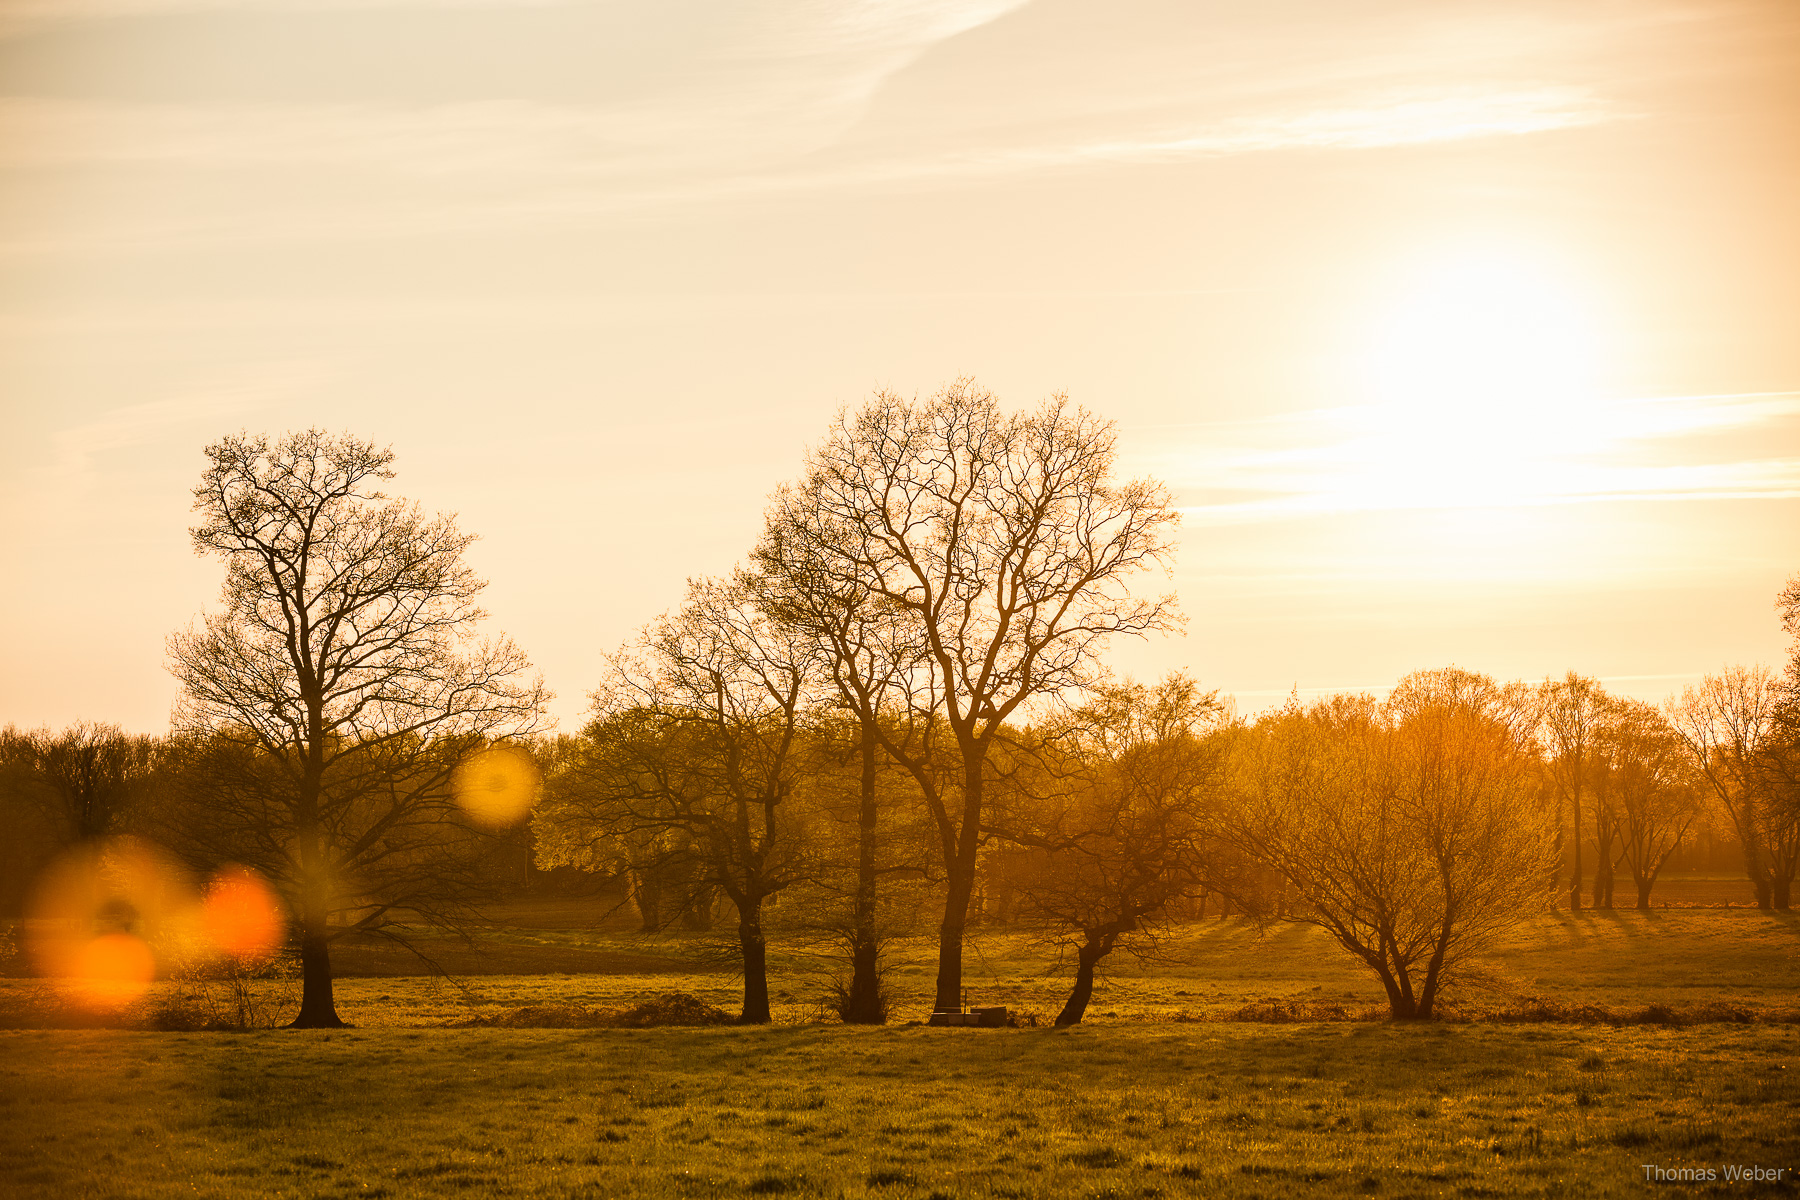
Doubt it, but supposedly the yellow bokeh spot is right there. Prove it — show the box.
[452,744,541,829]
[199,867,286,961]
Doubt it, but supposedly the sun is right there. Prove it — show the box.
[1352,243,1612,509]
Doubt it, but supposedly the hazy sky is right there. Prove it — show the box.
[1,0,1796,733]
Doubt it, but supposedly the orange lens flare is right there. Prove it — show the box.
[199,867,285,961]
[67,933,157,1009]
[24,837,195,988]
[452,743,541,829]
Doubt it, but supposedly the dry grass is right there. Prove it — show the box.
[2,1022,1796,1199]
[1,906,1796,1197]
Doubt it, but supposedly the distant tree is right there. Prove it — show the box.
[1668,666,1798,910]
[1599,699,1702,909]
[1230,669,1556,1019]
[1003,675,1233,1026]
[1767,577,1800,873]
[0,722,154,846]
[1538,673,1605,911]
[167,430,546,1027]
[765,380,1180,1015]
[534,576,816,1024]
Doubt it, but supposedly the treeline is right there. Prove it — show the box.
[5,384,1799,1028]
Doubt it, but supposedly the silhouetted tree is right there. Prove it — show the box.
[167,430,545,1027]
[0,722,154,846]
[749,529,937,1022]
[1539,673,1603,911]
[1230,669,1556,1019]
[1004,676,1233,1025]
[1600,699,1701,909]
[766,380,1179,1015]
[1668,666,1797,910]
[534,576,815,1024]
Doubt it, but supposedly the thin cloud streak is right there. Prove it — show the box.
[0,84,1619,255]
[1150,391,1800,524]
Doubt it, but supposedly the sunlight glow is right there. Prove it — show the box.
[1354,245,1611,510]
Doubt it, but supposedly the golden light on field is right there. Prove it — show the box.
[197,866,285,962]
[24,837,195,1010]
[452,744,541,830]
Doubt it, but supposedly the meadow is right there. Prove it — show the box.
[2,896,1798,1198]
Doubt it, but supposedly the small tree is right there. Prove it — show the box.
[1538,673,1605,911]
[1600,699,1701,909]
[167,430,546,1027]
[534,576,815,1024]
[1006,675,1231,1025]
[1231,669,1556,1019]
[749,529,937,1022]
[1667,666,1798,910]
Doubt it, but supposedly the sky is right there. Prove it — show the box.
[0,0,1796,733]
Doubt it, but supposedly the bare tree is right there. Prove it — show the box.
[1667,666,1798,910]
[0,722,154,846]
[749,528,938,1022]
[1230,669,1556,1019]
[167,430,546,1027]
[1004,675,1232,1025]
[1538,673,1605,911]
[533,576,815,1024]
[765,380,1180,1014]
[1600,699,1702,909]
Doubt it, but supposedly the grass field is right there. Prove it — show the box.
[3,1022,1797,1198]
[2,901,1797,1198]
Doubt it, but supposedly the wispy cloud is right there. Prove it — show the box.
[1140,391,1800,524]
[0,81,1620,254]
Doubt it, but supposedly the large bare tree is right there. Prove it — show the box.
[167,430,546,1027]
[764,380,1179,1014]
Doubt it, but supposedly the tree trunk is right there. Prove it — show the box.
[933,763,983,1015]
[289,920,344,1028]
[934,868,974,1014]
[737,904,771,1024]
[1055,940,1109,1026]
[1754,878,1774,911]
[634,868,662,932]
[843,724,885,1024]
[288,766,343,1029]
[680,884,714,932]
[1774,876,1792,911]
[1372,963,1416,1019]
[1569,806,1583,912]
